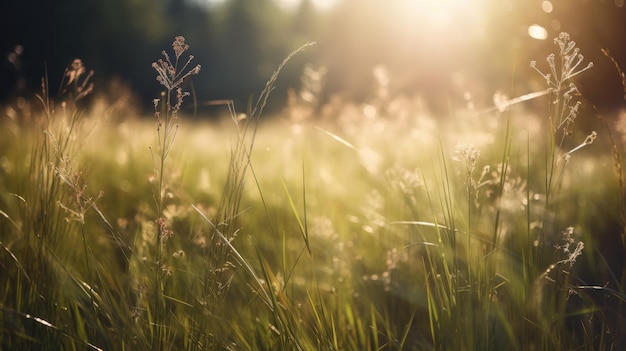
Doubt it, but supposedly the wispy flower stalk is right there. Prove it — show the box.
[149,35,200,350]
[529,33,596,278]
[530,33,595,208]
[150,35,200,218]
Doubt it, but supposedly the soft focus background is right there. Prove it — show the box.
[2,0,625,115]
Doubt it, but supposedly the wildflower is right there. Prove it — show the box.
[60,58,94,102]
[555,227,585,267]
[155,217,174,243]
[66,59,86,84]
[172,36,189,58]
[161,264,173,276]
[152,36,201,92]
[453,144,480,172]
[531,32,594,144]
[453,143,480,188]
[530,32,592,91]
[563,131,597,157]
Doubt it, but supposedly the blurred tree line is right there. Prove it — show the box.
[1,0,322,112]
[1,0,625,115]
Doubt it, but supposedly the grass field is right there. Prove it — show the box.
[1,34,625,350]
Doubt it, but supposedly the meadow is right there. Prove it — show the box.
[1,33,625,350]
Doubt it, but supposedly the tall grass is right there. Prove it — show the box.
[1,33,624,350]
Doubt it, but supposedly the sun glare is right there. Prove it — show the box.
[412,0,480,26]
[391,0,489,34]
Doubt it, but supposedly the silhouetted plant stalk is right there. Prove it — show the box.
[150,36,200,350]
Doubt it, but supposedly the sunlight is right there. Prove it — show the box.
[384,0,490,49]
[416,0,473,26]
[397,0,488,26]
[379,0,492,66]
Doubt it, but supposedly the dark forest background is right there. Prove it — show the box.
[1,0,625,115]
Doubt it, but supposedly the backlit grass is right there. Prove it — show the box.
[1,34,625,350]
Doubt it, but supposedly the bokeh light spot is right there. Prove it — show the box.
[541,0,553,13]
[528,24,548,40]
